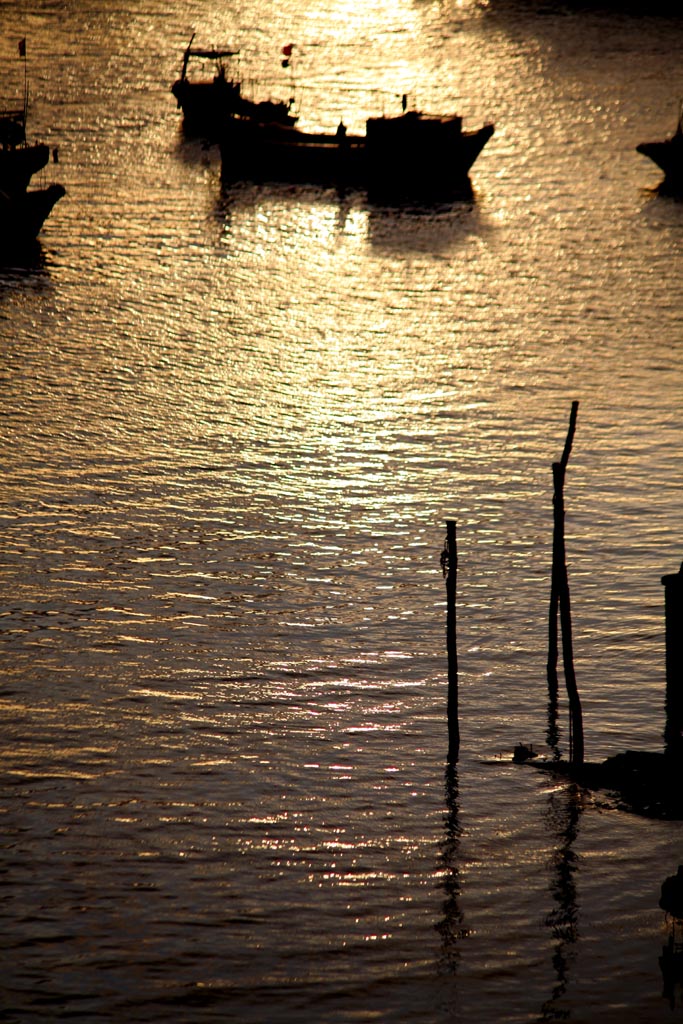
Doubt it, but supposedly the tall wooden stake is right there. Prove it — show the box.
[548,402,584,765]
[661,563,683,762]
[442,520,460,762]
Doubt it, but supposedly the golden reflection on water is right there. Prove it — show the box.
[2,2,683,1022]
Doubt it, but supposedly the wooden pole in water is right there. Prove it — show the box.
[442,520,460,762]
[549,401,584,765]
[661,562,683,762]
[547,490,561,751]
[548,403,578,691]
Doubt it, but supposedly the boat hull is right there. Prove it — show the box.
[0,142,50,196]
[220,115,494,200]
[636,132,683,192]
[365,116,493,199]
[0,183,66,246]
[221,120,366,187]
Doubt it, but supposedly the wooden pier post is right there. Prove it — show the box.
[548,402,584,765]
[442,520,460,762]
[661,563,683,761]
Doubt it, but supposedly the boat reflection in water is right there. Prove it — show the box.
[219,105,494,203]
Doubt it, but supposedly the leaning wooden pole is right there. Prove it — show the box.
[547,531,561,704]
[548,402,579,694]
[550,401,584,765]
[442,520,460,762]
[546,504,561,753]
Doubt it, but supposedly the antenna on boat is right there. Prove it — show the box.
[281,43,297,110]
[181,33,196,81]
[18,37,28,129]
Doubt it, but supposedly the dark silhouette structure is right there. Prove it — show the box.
[171,34,297,139]
[637,103,683,195]
[660,866,683,1009]
[662,564,683,762]
[220,109,494,202]
[0,43,65,247]
[534,556,683,820]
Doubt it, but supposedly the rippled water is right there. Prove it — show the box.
[2,1,683,1021]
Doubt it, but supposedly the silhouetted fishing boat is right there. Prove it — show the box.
[220,108,494,200]
[0,107,50,196]
[636,102,683,193]
[1,41,52,195]
[0,183,65,248]
[1,44,65,248]
[171,35,297,138]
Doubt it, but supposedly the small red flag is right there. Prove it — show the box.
[18,38,26,58]
[281,43,293,57]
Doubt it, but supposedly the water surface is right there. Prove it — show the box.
[1,1,683,1021]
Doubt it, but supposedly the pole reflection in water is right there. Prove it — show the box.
[540,784,584,1021]
[546,691,561,763]
[436,764,468,975]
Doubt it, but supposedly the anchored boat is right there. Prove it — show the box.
[171,35,297,138]
[220,108,494,201]
[0,107,50,195]
[636,101,683,193]
[0,183,66,243]
[0,46,65,249]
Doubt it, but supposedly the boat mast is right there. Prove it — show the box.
[181,33,196,82]
[19,37,28,131]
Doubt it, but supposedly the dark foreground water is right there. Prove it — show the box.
[1,1,683,1021]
